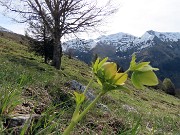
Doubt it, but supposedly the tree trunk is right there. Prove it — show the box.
[52,38,62,70]
[44,45,48,64]
[52,15,62,70]
[43,25,48,64]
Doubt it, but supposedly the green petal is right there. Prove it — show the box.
[114,73,128,85]
[98,57,108,69]
[136,71,159,86]
[102,62,117,79]
[131,72,144,89]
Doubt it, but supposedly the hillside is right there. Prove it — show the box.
[0,33,180,134]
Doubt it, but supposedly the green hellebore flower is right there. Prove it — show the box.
[92,57,130,94]
[98,62,128,86]
[130,53,159,89]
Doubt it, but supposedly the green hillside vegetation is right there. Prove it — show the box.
[0,32,180,134]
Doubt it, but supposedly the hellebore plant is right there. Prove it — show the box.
[62,54,159,135]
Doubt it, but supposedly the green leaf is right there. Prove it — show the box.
[113,85,132,94]
[74,92,85,105]
[134,62,150,70]
[130,53,137,70]
[98,57,108,69]
[93,58,100,73]
[136,65,159,72]
[135,71,159,86]
[96,77,102,86]
[131,72,144,89]
[102,82,116,92]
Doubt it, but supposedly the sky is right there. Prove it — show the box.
[0,0,180,38]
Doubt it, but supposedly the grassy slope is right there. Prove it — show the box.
[0,33,179,134]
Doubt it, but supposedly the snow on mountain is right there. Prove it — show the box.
[63,30,180,53]
[130,30,180,51]
[148,30,180,42]
[134,30,180,43]
[63,38,97,52]
[134,31,155,44]
[96,32,137,51]
[63,32,137,52]
[132,31,156,50]
[97,32,135,43]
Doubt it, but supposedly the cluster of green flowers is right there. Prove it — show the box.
[93,54,158,92]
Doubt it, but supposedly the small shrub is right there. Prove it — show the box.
[162,78,176,95]
[0,33,4,37]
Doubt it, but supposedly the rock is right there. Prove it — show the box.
[5,114,40,128]
[97,103,110,112]
[65,80,95,101]
[122,104,137,113]
[14,104,31,114]
[4,114,40,135]
[34,103,46,114]
[66,80,110,112]
[22,102,34,109]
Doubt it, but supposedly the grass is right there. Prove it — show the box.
[0,33,180,134]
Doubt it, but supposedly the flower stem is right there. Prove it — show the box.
[76,92,104,122]
[83,74,94,95]
[62,92,104,135]
[62,120,77,135]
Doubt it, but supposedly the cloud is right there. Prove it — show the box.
[1,0,180,37]
[0,14,25,35]
[103,0,180,36]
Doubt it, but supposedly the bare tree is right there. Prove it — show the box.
[0,0,118,69]
[27,19,54,64]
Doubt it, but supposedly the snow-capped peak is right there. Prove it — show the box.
[147,30,180,42]
[134,31,155,44]
[97,32,136,43]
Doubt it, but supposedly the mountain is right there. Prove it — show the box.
[63,30,180,91]
[63,32,136,52]
[0,26,12,33]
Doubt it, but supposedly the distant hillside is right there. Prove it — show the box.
[0,26,12,33]
[0,28,28,45]
[63,30,180,92]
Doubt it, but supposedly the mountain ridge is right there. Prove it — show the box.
[63,30,180,53]
[0,26,12,33]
